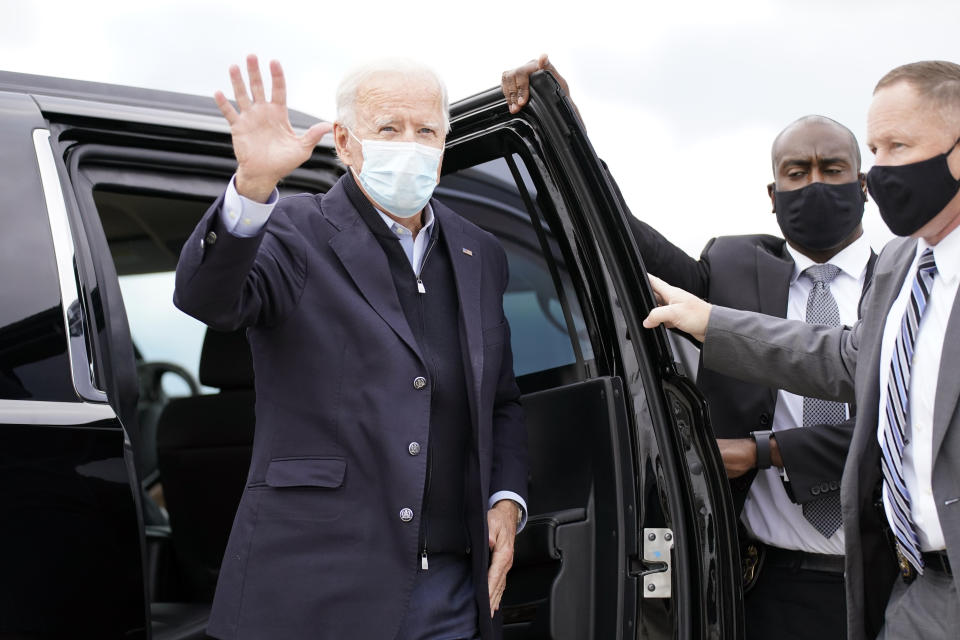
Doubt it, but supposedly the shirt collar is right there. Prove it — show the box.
[376,203,435,240]
[919,222,960,285]
[785,233,873,285]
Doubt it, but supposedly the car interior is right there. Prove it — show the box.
[60,121,664,639]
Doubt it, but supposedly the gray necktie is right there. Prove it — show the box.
[800,264,845,538]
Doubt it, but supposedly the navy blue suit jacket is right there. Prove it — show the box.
[174,175,528,640]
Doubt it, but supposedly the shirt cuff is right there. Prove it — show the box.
[221,174,279,238]
[489,491,528,533]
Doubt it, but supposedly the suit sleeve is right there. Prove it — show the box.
[775,417,856,504]
[173,193,307,331]
[488,243,529,507]
[602,160,711,298]
[702,306,861,404]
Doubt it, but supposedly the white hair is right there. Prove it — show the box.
[335,58,450,135]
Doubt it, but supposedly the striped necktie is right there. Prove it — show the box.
[801,264,845,537]
[881,248,937,574]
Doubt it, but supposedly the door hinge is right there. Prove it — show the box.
[629,528,673,598]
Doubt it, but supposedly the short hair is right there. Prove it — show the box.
[874,60,960,121]
[335,58,450,135]
[770,114,861,173]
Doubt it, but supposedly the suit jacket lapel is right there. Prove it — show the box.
[434,202,484,420]
[932,287,960,462]
[753,243,792,411]
[755,243,792,318]
[849,240,916,490]
[323,179,424,363]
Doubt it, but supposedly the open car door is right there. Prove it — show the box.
[439,71,743,639]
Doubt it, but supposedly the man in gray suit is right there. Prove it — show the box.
[643,60,960,640]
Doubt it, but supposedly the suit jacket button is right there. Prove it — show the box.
[399,508,414,522]
[811,486,821,496]
[205,231,218,246]
[413,376,427,390]
[408,442,421,456]
[829,480,839,491]
[821,482,830,493]
[759,413,771,427]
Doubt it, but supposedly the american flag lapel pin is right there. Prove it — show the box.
[462,248,473,256]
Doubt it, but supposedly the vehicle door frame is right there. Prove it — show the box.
[444,71,743,639]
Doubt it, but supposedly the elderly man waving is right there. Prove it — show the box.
[174,55,528,640]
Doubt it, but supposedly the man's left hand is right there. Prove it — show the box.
[717,437,783,477]
[487,499,519,617]
[717,438,757,478]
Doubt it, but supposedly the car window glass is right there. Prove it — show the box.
[0,189,75,402]
[118,272,211,396]
[437,155,593,379]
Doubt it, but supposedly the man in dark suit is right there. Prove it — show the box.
[644,60,960,640]
[502,57,873,640]
[174,55,528,640]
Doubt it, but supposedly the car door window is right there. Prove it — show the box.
[438,155,594,385]
[0,132,84,402]
[118,271,211,396]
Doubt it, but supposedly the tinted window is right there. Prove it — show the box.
[437,156,593,378]
[0,149,75,401]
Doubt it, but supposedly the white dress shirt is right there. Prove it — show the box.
[220,175,528,529]
[742,234,872,554]
[877,225,960,552]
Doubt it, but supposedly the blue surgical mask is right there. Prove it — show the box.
[349,130,443,218]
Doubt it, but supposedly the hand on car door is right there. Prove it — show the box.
[500,53,582,124]
[214,55,332,203]
[643,275,712,342]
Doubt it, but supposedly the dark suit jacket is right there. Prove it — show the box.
[703,236,960,639]
[173,175,528,640]
[628,216,875,512]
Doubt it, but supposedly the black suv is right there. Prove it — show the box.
[0,70,741,639]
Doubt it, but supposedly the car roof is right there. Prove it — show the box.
[0,69,326,135]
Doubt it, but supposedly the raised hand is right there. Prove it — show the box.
[214,55,333,202]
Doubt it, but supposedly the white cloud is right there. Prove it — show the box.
[3,0,956,258]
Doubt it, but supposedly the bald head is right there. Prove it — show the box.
[771,115,861,174]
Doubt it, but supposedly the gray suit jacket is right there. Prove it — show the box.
[700,236,960,640]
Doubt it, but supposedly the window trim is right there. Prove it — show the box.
[33,129,106,403]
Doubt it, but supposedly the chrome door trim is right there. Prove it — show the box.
[32,128,107,403]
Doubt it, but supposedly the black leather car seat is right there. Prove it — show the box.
[155,328,256,602]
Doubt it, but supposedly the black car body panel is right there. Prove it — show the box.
[0,69,741,639]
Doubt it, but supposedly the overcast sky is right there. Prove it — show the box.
[4,0,959,256]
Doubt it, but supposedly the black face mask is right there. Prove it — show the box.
[866,138,960,236]
[774,181,866,251]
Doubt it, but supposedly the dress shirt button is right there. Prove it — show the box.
[413,376,427,390]
[408,442,421,456]
[205,231,218,246]
[399,508,414,522]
